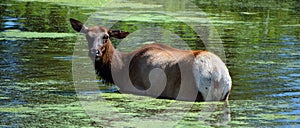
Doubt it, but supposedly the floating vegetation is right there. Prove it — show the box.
[16,0,163,10]
[74,92,231,127]
[11,102,92,127]
[0,30,76,40]
[240,12,257,15]
[16,0,111,9]
[14,80,71,87]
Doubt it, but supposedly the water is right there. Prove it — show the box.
[0,0,299,127]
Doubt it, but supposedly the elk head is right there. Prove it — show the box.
[69,18,129,60]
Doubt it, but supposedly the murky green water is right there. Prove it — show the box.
[1,0,299,127]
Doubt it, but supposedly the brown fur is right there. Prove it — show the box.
[70,18,231,101]
[98,42,206,101]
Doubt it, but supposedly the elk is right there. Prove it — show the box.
[70,18,232,101]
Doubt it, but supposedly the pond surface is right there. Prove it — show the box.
[0,0,300,127]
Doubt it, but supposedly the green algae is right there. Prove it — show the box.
[15,0,162,10]
[74,93,231,127]
[0,30,76,40]
[16,0,111,9]
[258,113,299,121]
[16,102,94,127]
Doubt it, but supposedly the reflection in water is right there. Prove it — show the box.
[195,101,231,127]
[0,0,299,127]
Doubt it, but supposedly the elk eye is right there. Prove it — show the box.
[103,34,109,40]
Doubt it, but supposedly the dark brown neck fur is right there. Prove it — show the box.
[94,40,115,84]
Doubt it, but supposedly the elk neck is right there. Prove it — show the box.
[94,40,120,84]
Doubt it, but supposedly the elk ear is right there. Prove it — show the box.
[109,30,130,39]
[70,18,88,33]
